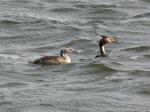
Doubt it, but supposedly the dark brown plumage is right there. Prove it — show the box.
[32,56,59,64]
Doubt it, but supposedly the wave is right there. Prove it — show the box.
[127,83,150,95]
[50,7,79,13]
[0,101,13,106]
[0,82,27,88]
[23,12,75,24]
[132,12,150,19]
[0,54,22,59]
[125,46,150,52]
[86,63,118,73]
[143,54,150,58]
[0,20,20,25]
[63,39,91,47]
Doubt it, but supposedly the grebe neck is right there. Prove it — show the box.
[60,50,65,57]
[100,45,107,57]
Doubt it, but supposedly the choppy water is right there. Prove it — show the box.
[0,0,150,112]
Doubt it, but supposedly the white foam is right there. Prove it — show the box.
[130,56,140,60]
[23,12,72,23]
[0,54,21,59]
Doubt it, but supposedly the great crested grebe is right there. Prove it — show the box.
[32,47,77,64]
[95,35,119,58]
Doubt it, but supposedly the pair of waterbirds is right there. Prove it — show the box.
[31,35,119,64]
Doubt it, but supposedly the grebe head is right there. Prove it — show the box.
[100,35,119,46]
[95,35,119,58]
[60,47,76,57]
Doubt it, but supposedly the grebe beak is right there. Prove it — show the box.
[101,35,120,44]
[72,50,78,53]
[68,48,78,54]
[72,50,79,54]
[111,36,120,44]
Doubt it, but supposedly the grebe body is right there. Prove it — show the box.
[32,47,76,64]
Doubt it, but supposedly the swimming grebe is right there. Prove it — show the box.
[32,47,76,64]
[95,35,119,58]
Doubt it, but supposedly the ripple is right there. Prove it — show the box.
[129,84,150,95]
[63,39,91,47]
[125,46,150,52]
[89,8,120,15]
[0,82,27,88]
[65,86,96,92]
[74,4,117,9]
[0,53,22,60]
[0,101,13,106]
[39,103,55,107]
[31,46,56,53]
[130,70,150,76]
[51,7,79,13]
[143,0,150,3]
[86,63,118,73]
[143,54,150,58]
[87,6,127,20]
[133,12,150,18]
[138,89,150,95]
[0,20,20,25]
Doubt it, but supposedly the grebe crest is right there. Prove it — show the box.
[60,47,76,57]
[100,35,119,45]
[95,35,119,58]
[32,47,76,64]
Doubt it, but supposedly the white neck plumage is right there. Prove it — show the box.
[100,45,107,57]
[60,50,71,63]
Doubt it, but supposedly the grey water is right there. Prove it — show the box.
[0,0,150,112]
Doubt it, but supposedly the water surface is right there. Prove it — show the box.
[0,0,150,112]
